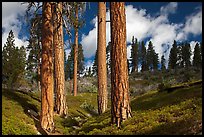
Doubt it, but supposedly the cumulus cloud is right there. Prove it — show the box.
[176,7,202,41]
[81,27,98,59]
[81,3,178,63]
[2,2,29,49]
[127,45,132,60]
[126,5,152,42]
[189,41,200,62]
[183,8,202,36]
[81,11,111,59]
[160,2,178,15]
[2,2,202,70]
[80,2,202,69]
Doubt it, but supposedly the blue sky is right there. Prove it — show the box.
[80,2,202,38]
[2,2,202,70]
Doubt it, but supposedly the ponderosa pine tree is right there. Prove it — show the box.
[168,40,178,69]
[161,55,166,71]
[183,42,192,68]
[146,41,158,71]
[67,2,86,96]
[177,43,183,68]
[92,49,98,76]
[93,42,111,76]
[73,4,79,96]
[193,42,202,68]
[110,2,132,128]
[140,41,147,72]
[65,43,84,80]
[97,2,108,114]
[130,36,139,73]
[153,52,159,71]
[26,14,42,92]
[2,30,26,89]
[106,42,111,74]
[52,2,68,117]
[40,2,54,132]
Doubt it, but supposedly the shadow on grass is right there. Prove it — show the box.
[130,85,202,112]
[2,88,39,112]
[2,88,48,135]
[145,117,202,135]
[61,116,79,127]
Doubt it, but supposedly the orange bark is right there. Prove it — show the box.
[40,2,54,132]
[97,2,108,114]
[53,2,68,117]
[73,6,78,96]
[110,2,132,128]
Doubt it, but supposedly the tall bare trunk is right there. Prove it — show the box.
[73,6,78,96]
[110,2,132,128]
[53,2,68,117]
[40,2,54,132]
[97,2,108,114]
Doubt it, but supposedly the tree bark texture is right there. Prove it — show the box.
[97,2,108,114]
[110,2,132,128]
[40,2,54,132]
[73,6,78,96]
[53,2,68,117]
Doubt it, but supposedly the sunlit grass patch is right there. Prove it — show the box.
[2,89,38,135]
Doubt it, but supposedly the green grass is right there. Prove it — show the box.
[74,84,202,135]
[2,80,202,135]
[2,88,40,135]
[54,92,101,135]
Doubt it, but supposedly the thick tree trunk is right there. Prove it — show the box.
[97,2,108,114]
[73,6,78,97]
[40,2,54,132]
[110,2,132,128]
[53,2,68,117]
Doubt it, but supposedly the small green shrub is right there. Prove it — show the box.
[83,85,97,93]
[80,101,95,111]
[80,101,98,116]
[157,83,170,92]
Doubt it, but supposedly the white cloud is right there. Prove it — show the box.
[189,41,199,62]
[2,2,29,50]
[127,45,132,59]
[176,7,202,41]
[126,5,152,42]
[81,11,111,59]
[81,26,98,59]
[81,3,202,69]
[183,8,202,36]
[2,2,202,70]
[81,3,180,64]
[160,2,178,15]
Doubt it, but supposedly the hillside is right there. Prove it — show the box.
[2,79,202,135]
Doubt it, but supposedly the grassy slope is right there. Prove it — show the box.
[2,81,202,135]
[75,83,202,135]
[2,89,40,135]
